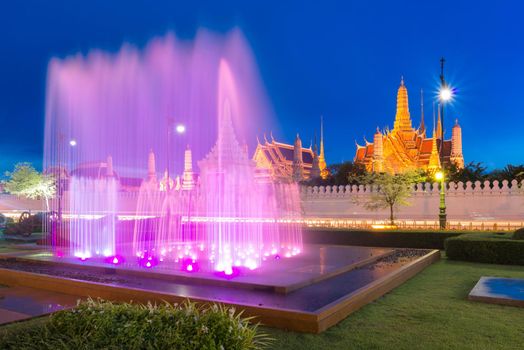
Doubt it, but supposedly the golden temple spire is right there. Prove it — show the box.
[419,89,426,137]
[428,126,441,172]
[436,103,443,139]
[393,76,413,132]
[318,116,328,179]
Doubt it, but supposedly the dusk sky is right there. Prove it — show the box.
[1,0,523,175]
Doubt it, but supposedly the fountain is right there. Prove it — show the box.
[43,29,302,275]
[0,29,437,333]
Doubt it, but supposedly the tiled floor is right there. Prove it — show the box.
[0,286,81,325]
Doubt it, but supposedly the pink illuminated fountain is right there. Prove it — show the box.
[44,29,303,276]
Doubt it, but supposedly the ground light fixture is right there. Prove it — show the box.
[435,170,447,229]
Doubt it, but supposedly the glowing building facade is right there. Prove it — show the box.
[354,78,464,173]
[253,119,328,182]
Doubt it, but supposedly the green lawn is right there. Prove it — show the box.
[266,257,524,350]
[1,257,523,350]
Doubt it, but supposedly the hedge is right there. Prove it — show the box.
[0,298,271,350]
[513,227,524,240]
[304,228,470,249]
[445,234,524,265]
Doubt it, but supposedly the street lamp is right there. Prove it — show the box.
[439,86,453,103]
[175,124,186,134]
[435,170,447,230]
[166,119,186,192]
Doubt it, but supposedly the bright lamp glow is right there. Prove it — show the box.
[69,139,77,147]
[435,171,444,181]
[439,87,452,102]
[175,124,186,134]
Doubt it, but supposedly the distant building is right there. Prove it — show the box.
[253,119,329,182]
[69,156,143,192]
[354,77,464,173]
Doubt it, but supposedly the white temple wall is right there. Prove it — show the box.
[1,179,523,222]
[301,180,524,221]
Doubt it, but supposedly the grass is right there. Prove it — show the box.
[1,257,523,349]
[265,257,524,350]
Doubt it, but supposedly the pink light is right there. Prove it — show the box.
[181,258,199,273]
[215,266,241,279]
[146,261,151,268]
[104,255,125,265]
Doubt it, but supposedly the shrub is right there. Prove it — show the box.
[445,235,524,265]
[513,227,524,240]
[0,298,272,350]
[304,227,466,249]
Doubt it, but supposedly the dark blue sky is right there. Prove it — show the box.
[1,0,523,174]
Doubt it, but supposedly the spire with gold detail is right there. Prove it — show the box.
[436,103,443,140]
[372,127,384,172]
[419,89,426,137]
[428,122,441,172]
[318,116,328,179]
[292,133,304,182]
[451,119,464,168]
[393,76,413,132]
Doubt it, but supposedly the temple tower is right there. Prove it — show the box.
[393,77,413,132]
[318,116,328,179]
[292,134,304,182]
[436,104,443,140]
[372,128,384,172]
[428,127,441,172]
[147,149,157,181]
[182,145,195,190]
[418,89,426,137]
[310,143,321,179]
[451,119,464,168]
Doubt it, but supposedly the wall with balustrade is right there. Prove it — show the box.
[301,179,524,221]
[1,179,523,223]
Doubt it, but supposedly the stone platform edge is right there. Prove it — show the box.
[0,249,440,333]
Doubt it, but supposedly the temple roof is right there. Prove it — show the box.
[393,77,413,132]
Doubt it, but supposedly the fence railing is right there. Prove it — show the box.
[304,218,523,231]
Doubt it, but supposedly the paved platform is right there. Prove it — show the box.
[3,245,394,294]
[0,286,80,325]
[0,248,440,332]
[469,277,524,307]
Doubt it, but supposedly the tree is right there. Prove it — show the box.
[355,171,423,225]
[489,164,524,183]
[302,161,366,187]
[4,163,56,211]
[446,162,487,184]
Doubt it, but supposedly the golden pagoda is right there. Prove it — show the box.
[354,77,464,173]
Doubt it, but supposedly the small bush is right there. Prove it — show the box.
[513,227,524,240]
[445,235,524,265]
[304,228,465,249]
[0,298,272,350]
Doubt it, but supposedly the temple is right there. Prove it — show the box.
[354,77,464,173]
[253,119,328,182]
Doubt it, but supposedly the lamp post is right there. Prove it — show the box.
[165,118,186,192]
[54,134,76,249]
[438,57,453,166]
[435,170,447,230]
